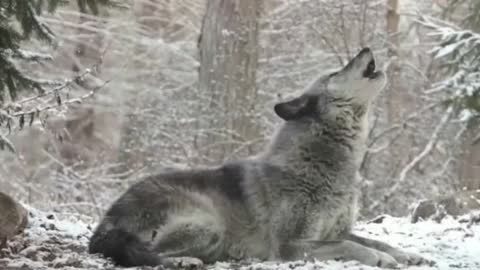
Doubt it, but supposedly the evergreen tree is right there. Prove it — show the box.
[422,2,480,122]
[0,0,113,151]
[0,0,60,104]
[0,0,113,103]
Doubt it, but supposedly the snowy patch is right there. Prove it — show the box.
[1,208,479,269]
[353,216,480,270]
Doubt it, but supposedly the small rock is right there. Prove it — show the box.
[0,192,28,248]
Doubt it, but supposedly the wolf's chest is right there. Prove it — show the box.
[274,193,357,241]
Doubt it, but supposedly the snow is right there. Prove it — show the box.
[1,208,479,270]
[353,216,480,270]
[433,43,459,59]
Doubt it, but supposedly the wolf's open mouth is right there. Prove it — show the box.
[363,59,377,79]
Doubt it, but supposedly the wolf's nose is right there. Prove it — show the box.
[359,47,371,55]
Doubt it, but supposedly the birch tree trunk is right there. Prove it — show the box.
[196,0,260,164]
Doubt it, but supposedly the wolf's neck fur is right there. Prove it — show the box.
[259,114,369,186]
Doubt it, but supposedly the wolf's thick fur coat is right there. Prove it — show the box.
[89,48,428,268]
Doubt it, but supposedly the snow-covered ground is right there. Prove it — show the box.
[1,207,479,270]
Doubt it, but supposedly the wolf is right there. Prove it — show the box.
[89,48,429,268]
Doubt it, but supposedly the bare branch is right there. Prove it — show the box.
[368,102,442,149]
[369,107,454,212]
[0,132,16,153]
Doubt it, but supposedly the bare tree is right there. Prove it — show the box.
[195,0,261,164]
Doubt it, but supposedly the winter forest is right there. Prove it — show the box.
[1,0,480,269]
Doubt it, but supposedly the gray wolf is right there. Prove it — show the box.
[89,48,429,268]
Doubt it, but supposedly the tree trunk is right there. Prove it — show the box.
[458,1,480,192]
[196,0,260,164]
[459,131,480,190]
[379,0,421,215]
[385,0,416,179]
[385,0,408,177]
[71,3,108,75]
[386,0,400,50]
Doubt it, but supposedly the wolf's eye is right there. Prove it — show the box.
[363,60,375,78]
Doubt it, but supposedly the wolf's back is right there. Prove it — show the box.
[89,227,162,267]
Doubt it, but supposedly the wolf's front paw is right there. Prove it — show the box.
[390,249,434,266]
[162,256,204,269]
[371,250,398,269]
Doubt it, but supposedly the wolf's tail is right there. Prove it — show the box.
[88,228,162,267]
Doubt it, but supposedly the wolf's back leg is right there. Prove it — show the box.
[153,210,226,264]
[88,188,171,267]
[280,240,398,268]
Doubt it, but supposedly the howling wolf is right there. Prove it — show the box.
[89,48,428,268]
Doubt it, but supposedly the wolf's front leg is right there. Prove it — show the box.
[162,257,204,269]
[347,234,432,266]
[280,240,398,268]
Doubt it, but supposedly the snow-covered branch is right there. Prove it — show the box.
[419,15,480,121]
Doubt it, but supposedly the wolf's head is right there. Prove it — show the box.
[274,48,386,124]
[264,48,386,184]
[267,48,386,163]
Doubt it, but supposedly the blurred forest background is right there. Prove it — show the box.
[1,0,480,222]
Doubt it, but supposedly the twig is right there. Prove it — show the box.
[11,77,110,118]
[367,102,442,149]
[0,132,16,153]
[41,149,102,218]
[0,48,53,61]
[15,69,92,105]
[472,131,480,145]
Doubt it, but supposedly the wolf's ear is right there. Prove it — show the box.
[274,95,316,121]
